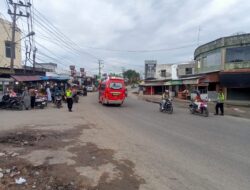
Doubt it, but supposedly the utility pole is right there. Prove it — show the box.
[8,1,31,73]
[32,47,37,73]
[98,60,103,79]
[121,67,125,78]
[197,25,201,46]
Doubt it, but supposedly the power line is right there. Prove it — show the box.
[35,40,76,66]
[84,43,198,53]
[33,17,97,60]
[33,8,101,60]
[33,6,196,54]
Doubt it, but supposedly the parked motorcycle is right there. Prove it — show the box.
[35,96,47,109]
[189,101,209,117]
[0,95,25,110]
[159,99,173,114]
[54,95,62,108]
[0,94,11,109]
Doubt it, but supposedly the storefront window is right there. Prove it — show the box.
[226,46,250,63]
[200,50,221,72]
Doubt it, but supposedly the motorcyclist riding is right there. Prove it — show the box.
[54,86,61,96]
[161,90,170,110]
[194,91,202,110]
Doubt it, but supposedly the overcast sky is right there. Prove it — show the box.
[1,0,250,75]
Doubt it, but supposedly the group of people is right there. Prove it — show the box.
[5,84,76,112]
[6,87,37,109]
[161,88,225,115]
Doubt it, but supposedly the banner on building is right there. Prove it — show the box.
[69,65,76,77]
[80,68,85,77]
[145,60,157,79]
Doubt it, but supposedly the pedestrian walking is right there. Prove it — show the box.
[65,86,73,112]
[215,88,225,115]
[22,87,31,110]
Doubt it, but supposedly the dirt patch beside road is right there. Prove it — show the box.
[0,123,144,190]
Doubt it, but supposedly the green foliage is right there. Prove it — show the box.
[122,69,140,84]
[109,73,123,77]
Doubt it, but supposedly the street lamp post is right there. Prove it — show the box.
[16,31,35,43]
[10,31,35,73]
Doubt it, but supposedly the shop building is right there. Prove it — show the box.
[194,33,250,101]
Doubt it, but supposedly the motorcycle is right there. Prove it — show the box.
[35,96,47,109]
[78,87,87,96]
[189,100,209,117]
[159,99,173,114]
[54,95,62,108]
[0,95,25,110]
[0,94,11,109]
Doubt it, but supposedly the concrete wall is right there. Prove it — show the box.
[177,62,195,76]
[194,33,250,59]
[0,18,22,68]
[171,64,178,80]
[155,64,172,79]
[194,33,250,73]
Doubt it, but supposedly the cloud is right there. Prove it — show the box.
[0,0,249,74]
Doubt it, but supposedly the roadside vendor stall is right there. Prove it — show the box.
[0,78,14,98]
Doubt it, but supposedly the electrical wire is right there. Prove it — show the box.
[33,8,101,60]
[33,6,196,54]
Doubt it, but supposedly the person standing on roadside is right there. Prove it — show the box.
[46,86,52,102]
[65,86,73,112]
[22,87,31,110]
[29,86,36,109]
[215,88,225,116]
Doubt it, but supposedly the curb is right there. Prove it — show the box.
[141,96,249,119]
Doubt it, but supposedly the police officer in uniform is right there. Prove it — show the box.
[65,86,73,112]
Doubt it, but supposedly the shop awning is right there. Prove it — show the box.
[11,75,41,82]
[181,76,200,85]
[164,80,182,86]
[183,79,199,85]
[0,78,14,82]
[40,76,70,81]
[141,82,165,86]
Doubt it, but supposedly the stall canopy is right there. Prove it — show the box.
[140,82,165,86]
[40,76,70,81]
[181,76,200,85]
[164,80,182,86]
[11,75,41,82]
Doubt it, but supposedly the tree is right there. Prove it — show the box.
[109,73,122,77]
[122,69,140,84]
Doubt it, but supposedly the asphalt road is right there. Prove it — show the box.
[81,93,250,190]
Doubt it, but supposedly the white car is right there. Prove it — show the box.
[86,86,94,92]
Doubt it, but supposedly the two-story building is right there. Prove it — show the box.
[142,60,195,96]
[0,18,22,95]
[0,18,22,69]
[194,33,250,101]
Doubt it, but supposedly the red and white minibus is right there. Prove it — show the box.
[98,77,127,106]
